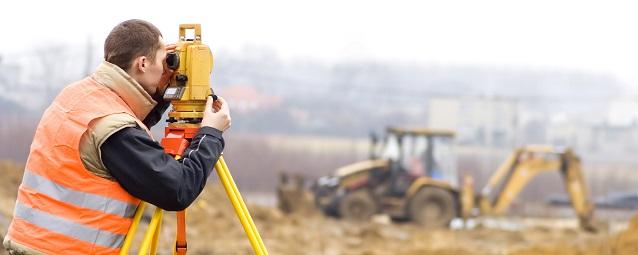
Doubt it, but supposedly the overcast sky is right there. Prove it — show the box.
[3,0,638,90]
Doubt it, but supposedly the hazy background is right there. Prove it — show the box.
[2,0,638,215]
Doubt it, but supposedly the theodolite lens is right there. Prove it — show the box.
[166,52,179,70]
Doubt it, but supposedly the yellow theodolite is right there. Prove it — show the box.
[119,24,268,255]
[163,24,213,121]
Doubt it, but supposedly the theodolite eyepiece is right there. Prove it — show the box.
[166,52,180,70]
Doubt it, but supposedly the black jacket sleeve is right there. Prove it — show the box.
[142,100,171,128]
[101,126,224,211]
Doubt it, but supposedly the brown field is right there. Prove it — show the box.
[2,133,638,254]
[2,160,638,255]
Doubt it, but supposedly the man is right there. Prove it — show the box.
[3,19,231,254]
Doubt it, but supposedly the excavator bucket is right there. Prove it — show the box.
[276,172,316,214]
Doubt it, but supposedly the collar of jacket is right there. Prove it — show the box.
[92,61,157,121]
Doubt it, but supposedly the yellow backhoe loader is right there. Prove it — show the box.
[312,127,595,231]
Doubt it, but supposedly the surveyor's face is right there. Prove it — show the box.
[138,37,167,96]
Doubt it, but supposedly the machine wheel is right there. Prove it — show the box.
[338,190,377,221]
[409,187,457,228]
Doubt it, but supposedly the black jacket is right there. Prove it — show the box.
[101,102,224,211]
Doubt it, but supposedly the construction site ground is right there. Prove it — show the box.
[2,161,638,255]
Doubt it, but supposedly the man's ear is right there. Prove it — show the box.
[134,56,148,73]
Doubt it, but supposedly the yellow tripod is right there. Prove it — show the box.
[120,155,268,255]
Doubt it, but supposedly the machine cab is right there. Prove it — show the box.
[372,127,459,188]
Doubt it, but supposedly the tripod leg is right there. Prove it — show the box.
[120,202,147,255]
[218,157,268,254]
[150,211,163,255]
[138,207,164,255]
[175,210,187,255]
[215,157,268,255]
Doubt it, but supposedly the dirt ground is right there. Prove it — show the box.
[180,185,620,255]
[1,161,637,255]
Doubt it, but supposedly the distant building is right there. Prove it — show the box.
[520,100,638,155]
[590,122,638,153]
[427,96,519,147]
[545,121,594,151]
[221,85,282,113]
[592,100,638,153]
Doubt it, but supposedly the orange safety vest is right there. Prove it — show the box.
[6,76,149,254]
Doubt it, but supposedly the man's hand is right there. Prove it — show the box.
[202,96,231,132]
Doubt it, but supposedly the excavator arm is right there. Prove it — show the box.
[478,146,595,231]
[561,149,596,231]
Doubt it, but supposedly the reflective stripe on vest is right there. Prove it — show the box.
[21,170,137,218]
[13,201,126,249]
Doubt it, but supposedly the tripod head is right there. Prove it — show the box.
[163,24,214,124]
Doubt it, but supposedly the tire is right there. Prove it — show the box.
[409,187,457,228]
[338,190,377,221]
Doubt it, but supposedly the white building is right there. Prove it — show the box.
[427,96,519,147]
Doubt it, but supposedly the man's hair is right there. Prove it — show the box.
[104,19,163,71]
